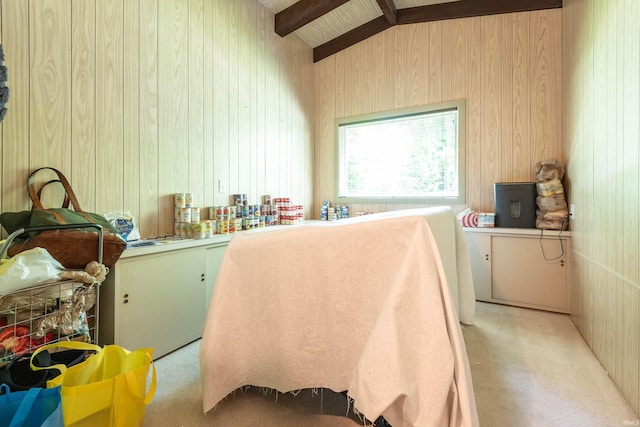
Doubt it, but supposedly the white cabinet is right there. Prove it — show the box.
[99,238,229,359]
[464,228,571,313]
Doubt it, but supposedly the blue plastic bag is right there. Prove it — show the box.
[0,384,63,427]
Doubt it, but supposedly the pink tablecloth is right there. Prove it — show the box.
[200,212,479,427]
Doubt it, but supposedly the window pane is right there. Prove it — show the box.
[337,102,464,203]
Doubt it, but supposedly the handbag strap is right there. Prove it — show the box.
[30,341,102,375]
[28,167,84,213]
[27,167,98,225]
[124,351,157,405]
[36,179,71,209]
[8,387,40,427]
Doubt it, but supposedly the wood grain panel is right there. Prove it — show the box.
[531,10,562,164]
[139,0,160,236]
[123,0,141,220]
[467,17,482,210]
[255,5,268,201]
[500,14,513,181]
[30,0,72,172]
[511,12,531,181]
[0,0,314,238]
[407,23,426,106]
[96,0,124,214]
[70,0,96,211]
[428,21,441,103]
[189,0,205,208]
[212,0,230,207]
[440,20,452,102]
[265,9,280,197]
[313,56,334,203]
[202,0,215,208]
[227,0,240,197]
[480,15,502,210]
[622,0,639,285]
[159,0,189,232]
[238,0,252,199]
[1,0,30,212]
[564,0,640,414]
[313,9,561,215]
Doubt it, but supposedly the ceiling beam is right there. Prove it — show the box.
[275,0,350,37]
[376,0,398,25]
[313,16,392,63]
[397,0,563,25]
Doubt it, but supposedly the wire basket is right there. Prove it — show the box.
[0,280,99,366]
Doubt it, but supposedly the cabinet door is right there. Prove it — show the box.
[464,232,492,301]
[204,245,226,315]
[491,235,568,311]
[115,248,206,358]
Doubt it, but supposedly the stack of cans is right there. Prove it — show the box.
[320,201,331,220]
[336,205,349,219]
[174,193,209,238]
[275,198,303,225]
[320,201,349,221]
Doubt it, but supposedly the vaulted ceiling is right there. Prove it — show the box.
[257,0,563,62]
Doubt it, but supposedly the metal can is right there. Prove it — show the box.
[174,222,183,236]
[204,220,214,237]
[185,193,194,207]
[191,207,201,223]
[181,222,192,237]
[192,222,206,239]
[175,193,186,208]
[174,206,181,222]
[179,207,192,223]
[217,219,229,234]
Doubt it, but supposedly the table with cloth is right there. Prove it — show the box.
[199,207,479,427]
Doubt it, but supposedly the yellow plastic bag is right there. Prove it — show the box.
[30,341,156,427]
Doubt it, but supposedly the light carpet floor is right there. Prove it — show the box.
[142,302,638,426]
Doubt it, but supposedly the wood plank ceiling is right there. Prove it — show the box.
[257,0,563,62]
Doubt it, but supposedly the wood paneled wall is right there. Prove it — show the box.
[313,10,562,217]
[0,0,314,239]
[563,0,640,414]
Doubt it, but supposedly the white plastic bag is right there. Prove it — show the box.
[0,247,63,293]
[103,210,140,241]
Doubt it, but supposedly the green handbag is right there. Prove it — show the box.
[0,167,125,268]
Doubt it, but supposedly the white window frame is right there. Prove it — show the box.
[335,99,466,205]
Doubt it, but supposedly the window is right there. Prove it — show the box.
[336,100,465,204]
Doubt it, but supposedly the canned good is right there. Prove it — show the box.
[174,206,181,222]
[185,193,194,207]
[229,205,237,218]
[191,207,201,223]
[174,222,183,236]
[217,219,229,234]
[175,193,186,208]
[192,222,206,239]
[179,207,192,223]
[243,217,252,230]
[181,222,192,237]
[205,220,215,237]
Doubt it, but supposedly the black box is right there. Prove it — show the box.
[494,182,536,228]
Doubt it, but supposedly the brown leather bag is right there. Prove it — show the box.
[3,167,126,269]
